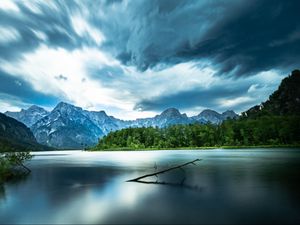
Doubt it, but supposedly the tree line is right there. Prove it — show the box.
[94,116,300,150]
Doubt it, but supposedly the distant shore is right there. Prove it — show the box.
[89,144,300,152]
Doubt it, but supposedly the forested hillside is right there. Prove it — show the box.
[94,70,300,150]
[0,113,50,152]
[94,116,300,149]
[242,69,300,118]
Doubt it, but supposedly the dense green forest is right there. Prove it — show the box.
[94,70,300,150]
[93,116,300,150]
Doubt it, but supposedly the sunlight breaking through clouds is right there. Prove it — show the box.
[0,45,131,113]
[0,0,19,12]
[0,0,299,118]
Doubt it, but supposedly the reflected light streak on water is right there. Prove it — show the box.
[1,149,300,224]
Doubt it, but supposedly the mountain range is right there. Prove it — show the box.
[2,69,299,150]
[5,105,49,127]
[5,104,237,149]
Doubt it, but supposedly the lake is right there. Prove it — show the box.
[1,149,300,224]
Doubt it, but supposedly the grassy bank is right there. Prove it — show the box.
[89,144,300,152]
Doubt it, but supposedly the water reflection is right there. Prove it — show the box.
[0,149,300,224]
[0,185,5,200]
[0,169,31,201]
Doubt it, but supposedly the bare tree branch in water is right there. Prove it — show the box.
[131,180,203,192]
[127,159,201,190]
[5,152,33,174]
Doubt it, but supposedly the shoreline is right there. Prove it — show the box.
[89,144,300,152]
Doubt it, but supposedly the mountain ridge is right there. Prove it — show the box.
[5,105,49,127]
[0,112,50,152]
[9,68,298,149]
[31,102,104,149]
[242,69,300,118]
[6,102,237,148]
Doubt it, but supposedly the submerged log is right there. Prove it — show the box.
[127,159,201,182]
[130,180,203,191]
[16,161,31,173]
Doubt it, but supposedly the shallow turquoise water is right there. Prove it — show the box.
[1,149,300,224]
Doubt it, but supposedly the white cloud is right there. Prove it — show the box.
[129,66,283,114]
[215,70,283,112]
[71,14,105,45]
[104,62,216,105]
[254,70,284,84]
[0,101,21,112]
[0,27,21,44]
[22,0,43,14]
[184,106,208,116]
[0,42,218,119]
[0,94,30,113]
[0,38,284,119]
[0,0,19,12]
[218,96,254,109]
[247,84,259,93]
[0,44,147,119]
[31,29,48,41]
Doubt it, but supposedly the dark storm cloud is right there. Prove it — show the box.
[134,83,250,112]
[133,71,284,113]
[87,65,125,85]
[0,10,39,60]
[0,0,298,115]
[99,0,300,76]
[0,1,92,61]
[2,0,299,76]
[0,70,59,106]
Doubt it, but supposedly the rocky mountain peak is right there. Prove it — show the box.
[199,109,220,117]
[28,105,46,111]
[26,105,49,116]
[160,108,182,117]
[54,101,75,109]
[94,110,108,117]
[7,103,239,148]
[5,105,49,127]
[222,110,238,119]
[52,102,82,114]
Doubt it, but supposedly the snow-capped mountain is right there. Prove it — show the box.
[8,102,238,148]
[129,108,192,128]
[5,105,49,127]
[192,109,238,124]
[31,102,104,149]
[82,110,120,134]
[152,108,191,127]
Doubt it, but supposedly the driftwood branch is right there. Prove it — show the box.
[127,159,201,182]
[16,161,31,173]
[131,180,202,192]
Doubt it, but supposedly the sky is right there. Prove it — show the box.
[0,0,299,119]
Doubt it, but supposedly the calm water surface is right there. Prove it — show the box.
[1,149,300,224]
